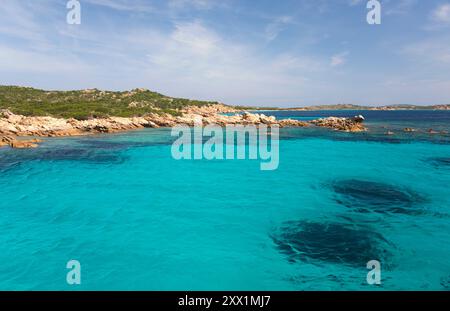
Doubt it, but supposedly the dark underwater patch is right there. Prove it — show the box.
[35,148,128,164]
[441,275,450,290]
[277,128,450,145]
[426,157,450,168]
[330,134,404,144]
[272,221,393,267]
[0,136,177,170]
[76,139,171,150]
[77,140,135,150]
[278,129,406,144]
[0,157,21,172]
[0,147,127,168]
[331,179,427,215]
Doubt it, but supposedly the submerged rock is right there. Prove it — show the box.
[332,179,427,215]
[427,157,450,168]
[9,139,40,149]
[272,221,393,267]
[17,147,126,164]
[1,136,42,149]
[76,139,170,150]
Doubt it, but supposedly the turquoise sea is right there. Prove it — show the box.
[1,110,449,290]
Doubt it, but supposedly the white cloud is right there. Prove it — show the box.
[330,52,349,67]
[348,0,363,6]
[171,21,221,56]
[0,0,49,42]
[123,20,327,104]
[84,0,155,13]
[385,0,417,16]
[265,16,293,42]
[168,0,217,10]
[431,4,450,23]
[402,37,450,64]
[0,45,91,74]
[143,20,320,77]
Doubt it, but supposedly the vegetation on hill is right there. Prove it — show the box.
[0,86,221,120]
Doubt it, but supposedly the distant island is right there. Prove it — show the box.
[250,104,450,111]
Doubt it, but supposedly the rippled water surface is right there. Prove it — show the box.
[0,111,449,290]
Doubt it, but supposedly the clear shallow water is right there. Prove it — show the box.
[0,110,450,290]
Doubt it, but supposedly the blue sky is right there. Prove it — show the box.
[0,0,449,107]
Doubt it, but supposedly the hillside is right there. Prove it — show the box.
[0,86,221,120]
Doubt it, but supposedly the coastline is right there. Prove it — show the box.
[0,105,366,149]
[247,105,450,111]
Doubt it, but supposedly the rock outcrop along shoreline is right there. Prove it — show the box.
[0,105,366,148]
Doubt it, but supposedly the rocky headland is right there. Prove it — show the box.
[0,105,366,149]
[310,115,366,132]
